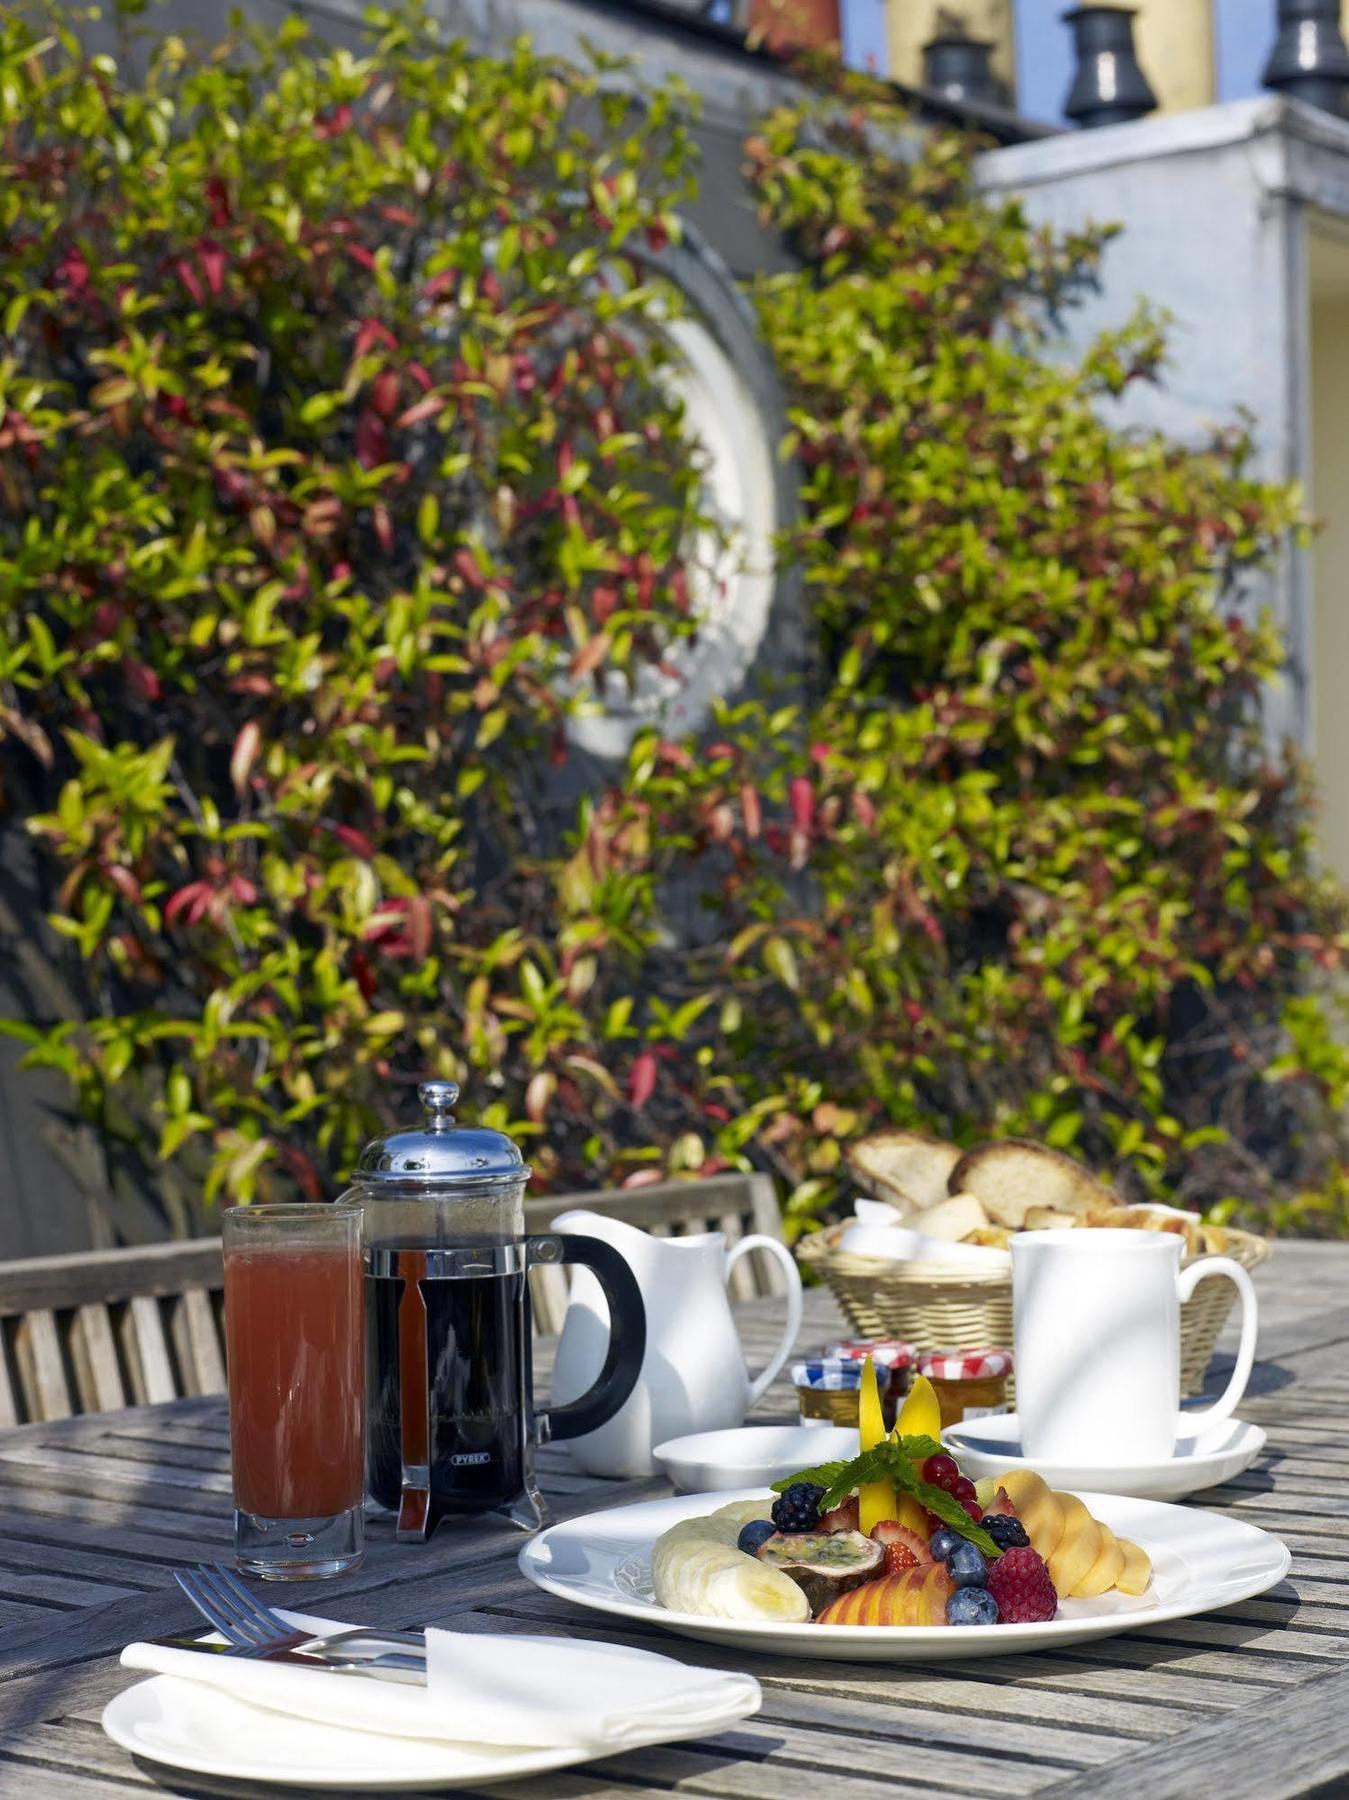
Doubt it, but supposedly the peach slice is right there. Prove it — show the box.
[1115,1537,1153,1597]
[1073,1522,1125,1597]
[997,1470,1065,1562]
[816,1565,955,1626]
[1047,1494,1102,1597]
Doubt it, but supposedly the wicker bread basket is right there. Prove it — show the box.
[797,1222,1269,1399]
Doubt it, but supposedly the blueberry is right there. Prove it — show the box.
[736,1519,777,1555]
[947,1586,999,1626]
[929,1528,960,1561]
[947,1541,988,1588]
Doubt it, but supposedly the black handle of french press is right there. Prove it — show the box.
[528,1232,645,1443]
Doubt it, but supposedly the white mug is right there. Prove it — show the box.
[1012,1228,1258,1466]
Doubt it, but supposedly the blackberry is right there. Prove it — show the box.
[980,1514,1031,1552]
[770,1482,826,1534]
[736,1519,777,1556]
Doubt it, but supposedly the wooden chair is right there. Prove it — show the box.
[0,1239,226,1426]
[0,1172,789,1422]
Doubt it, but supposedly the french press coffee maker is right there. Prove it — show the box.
[343,1081,646,1538]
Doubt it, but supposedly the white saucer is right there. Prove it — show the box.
[653,1424,859,1493]
[941,1413,1266,1500]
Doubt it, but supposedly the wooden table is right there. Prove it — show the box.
[2,1242,1348,1799]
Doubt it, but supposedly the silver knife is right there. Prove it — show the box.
[150,1632,428,1686]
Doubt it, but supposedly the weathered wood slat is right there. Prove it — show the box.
[117,1297,175,1407]
[12,1312,70,1422]
[0,1240,223,1315]
[68,1306,125,1415]
[168,1286,225,1395]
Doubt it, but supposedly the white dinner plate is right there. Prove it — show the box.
[942,1414,1267,1500]
[101,1679,604,1792]
[654,1424,860,1492]
[518,1486,1290,1661]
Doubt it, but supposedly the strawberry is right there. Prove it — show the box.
[982,1486,1017,1518]
[868,1520,933,1570]
[819,1496,860,1534]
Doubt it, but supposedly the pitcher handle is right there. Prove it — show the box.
[1175,1255,1259,1437]
[529,1233,647,1444]
[725,1235,803,1406]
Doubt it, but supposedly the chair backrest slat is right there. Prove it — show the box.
[14,1309,72,1422]
[0,1173,788,1424]
[70,1303,127,1413]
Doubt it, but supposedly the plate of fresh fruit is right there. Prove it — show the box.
[519,1367,1289,1661]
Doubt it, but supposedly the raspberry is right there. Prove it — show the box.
[819,1496,860,1534]
[987,1547,1058,1624]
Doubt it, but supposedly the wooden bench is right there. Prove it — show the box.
[0,1172,788,1423]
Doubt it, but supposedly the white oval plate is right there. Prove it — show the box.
[101,1679,598,1792]
[654,1424,860,1493]
[518,1487,1289,1661]
[943,1414,1267,1501]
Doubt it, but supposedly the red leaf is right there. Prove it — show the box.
[568,633,611,680]
[124,661,162,702]
[198,240,226,296]
[331,824,375,859]
[354,409,388,469]
[355,318,396,358]
[628,1051,658,1110]
[373,503,393,553]
[405,894,432,961]
[740,783,762,839]
[788,777,814,833]
[230,720,261,796]
[165,881,209,924]
[395,393,446,428]
[371,369,400,418]
[175,258,203,304]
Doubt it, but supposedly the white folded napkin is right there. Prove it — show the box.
[122,1610,759,1753]
[840,1221,1011,1268]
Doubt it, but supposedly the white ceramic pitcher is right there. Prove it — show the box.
[547,1208,804,1478]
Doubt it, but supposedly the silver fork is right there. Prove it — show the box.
[174,1565,426,1670]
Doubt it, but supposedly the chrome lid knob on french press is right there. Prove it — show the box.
[342,1080,646,1543]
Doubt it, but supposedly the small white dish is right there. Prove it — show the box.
[942,1413,1267,1500]
[653,1424,859,1493]
[518,1486,1290,1662]
[102,1679,593,1791]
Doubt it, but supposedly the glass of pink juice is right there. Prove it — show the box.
[223,1204,364,1578]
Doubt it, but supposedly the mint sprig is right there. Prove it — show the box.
[771,1439,998,1558]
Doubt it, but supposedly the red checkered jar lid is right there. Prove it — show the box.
[826,1339,918,1370]
[917,1347,1013,1381]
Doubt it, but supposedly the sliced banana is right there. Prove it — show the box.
[651,1510,809,1621]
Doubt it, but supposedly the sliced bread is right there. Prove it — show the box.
[848,1130,963,1215]
[909,1191,990,1243]
[948,1138,1115,1230]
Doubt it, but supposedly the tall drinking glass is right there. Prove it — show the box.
[222,1203,365,1578]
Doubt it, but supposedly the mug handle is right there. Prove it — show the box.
[1174,1255,1258,1436]
[528,1233,647,1444]
[725,1235,804,1406]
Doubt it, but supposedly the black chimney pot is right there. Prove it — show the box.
[1063,6,1157,129]
[1263,0,1349,118]
[923,34,1004,108]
